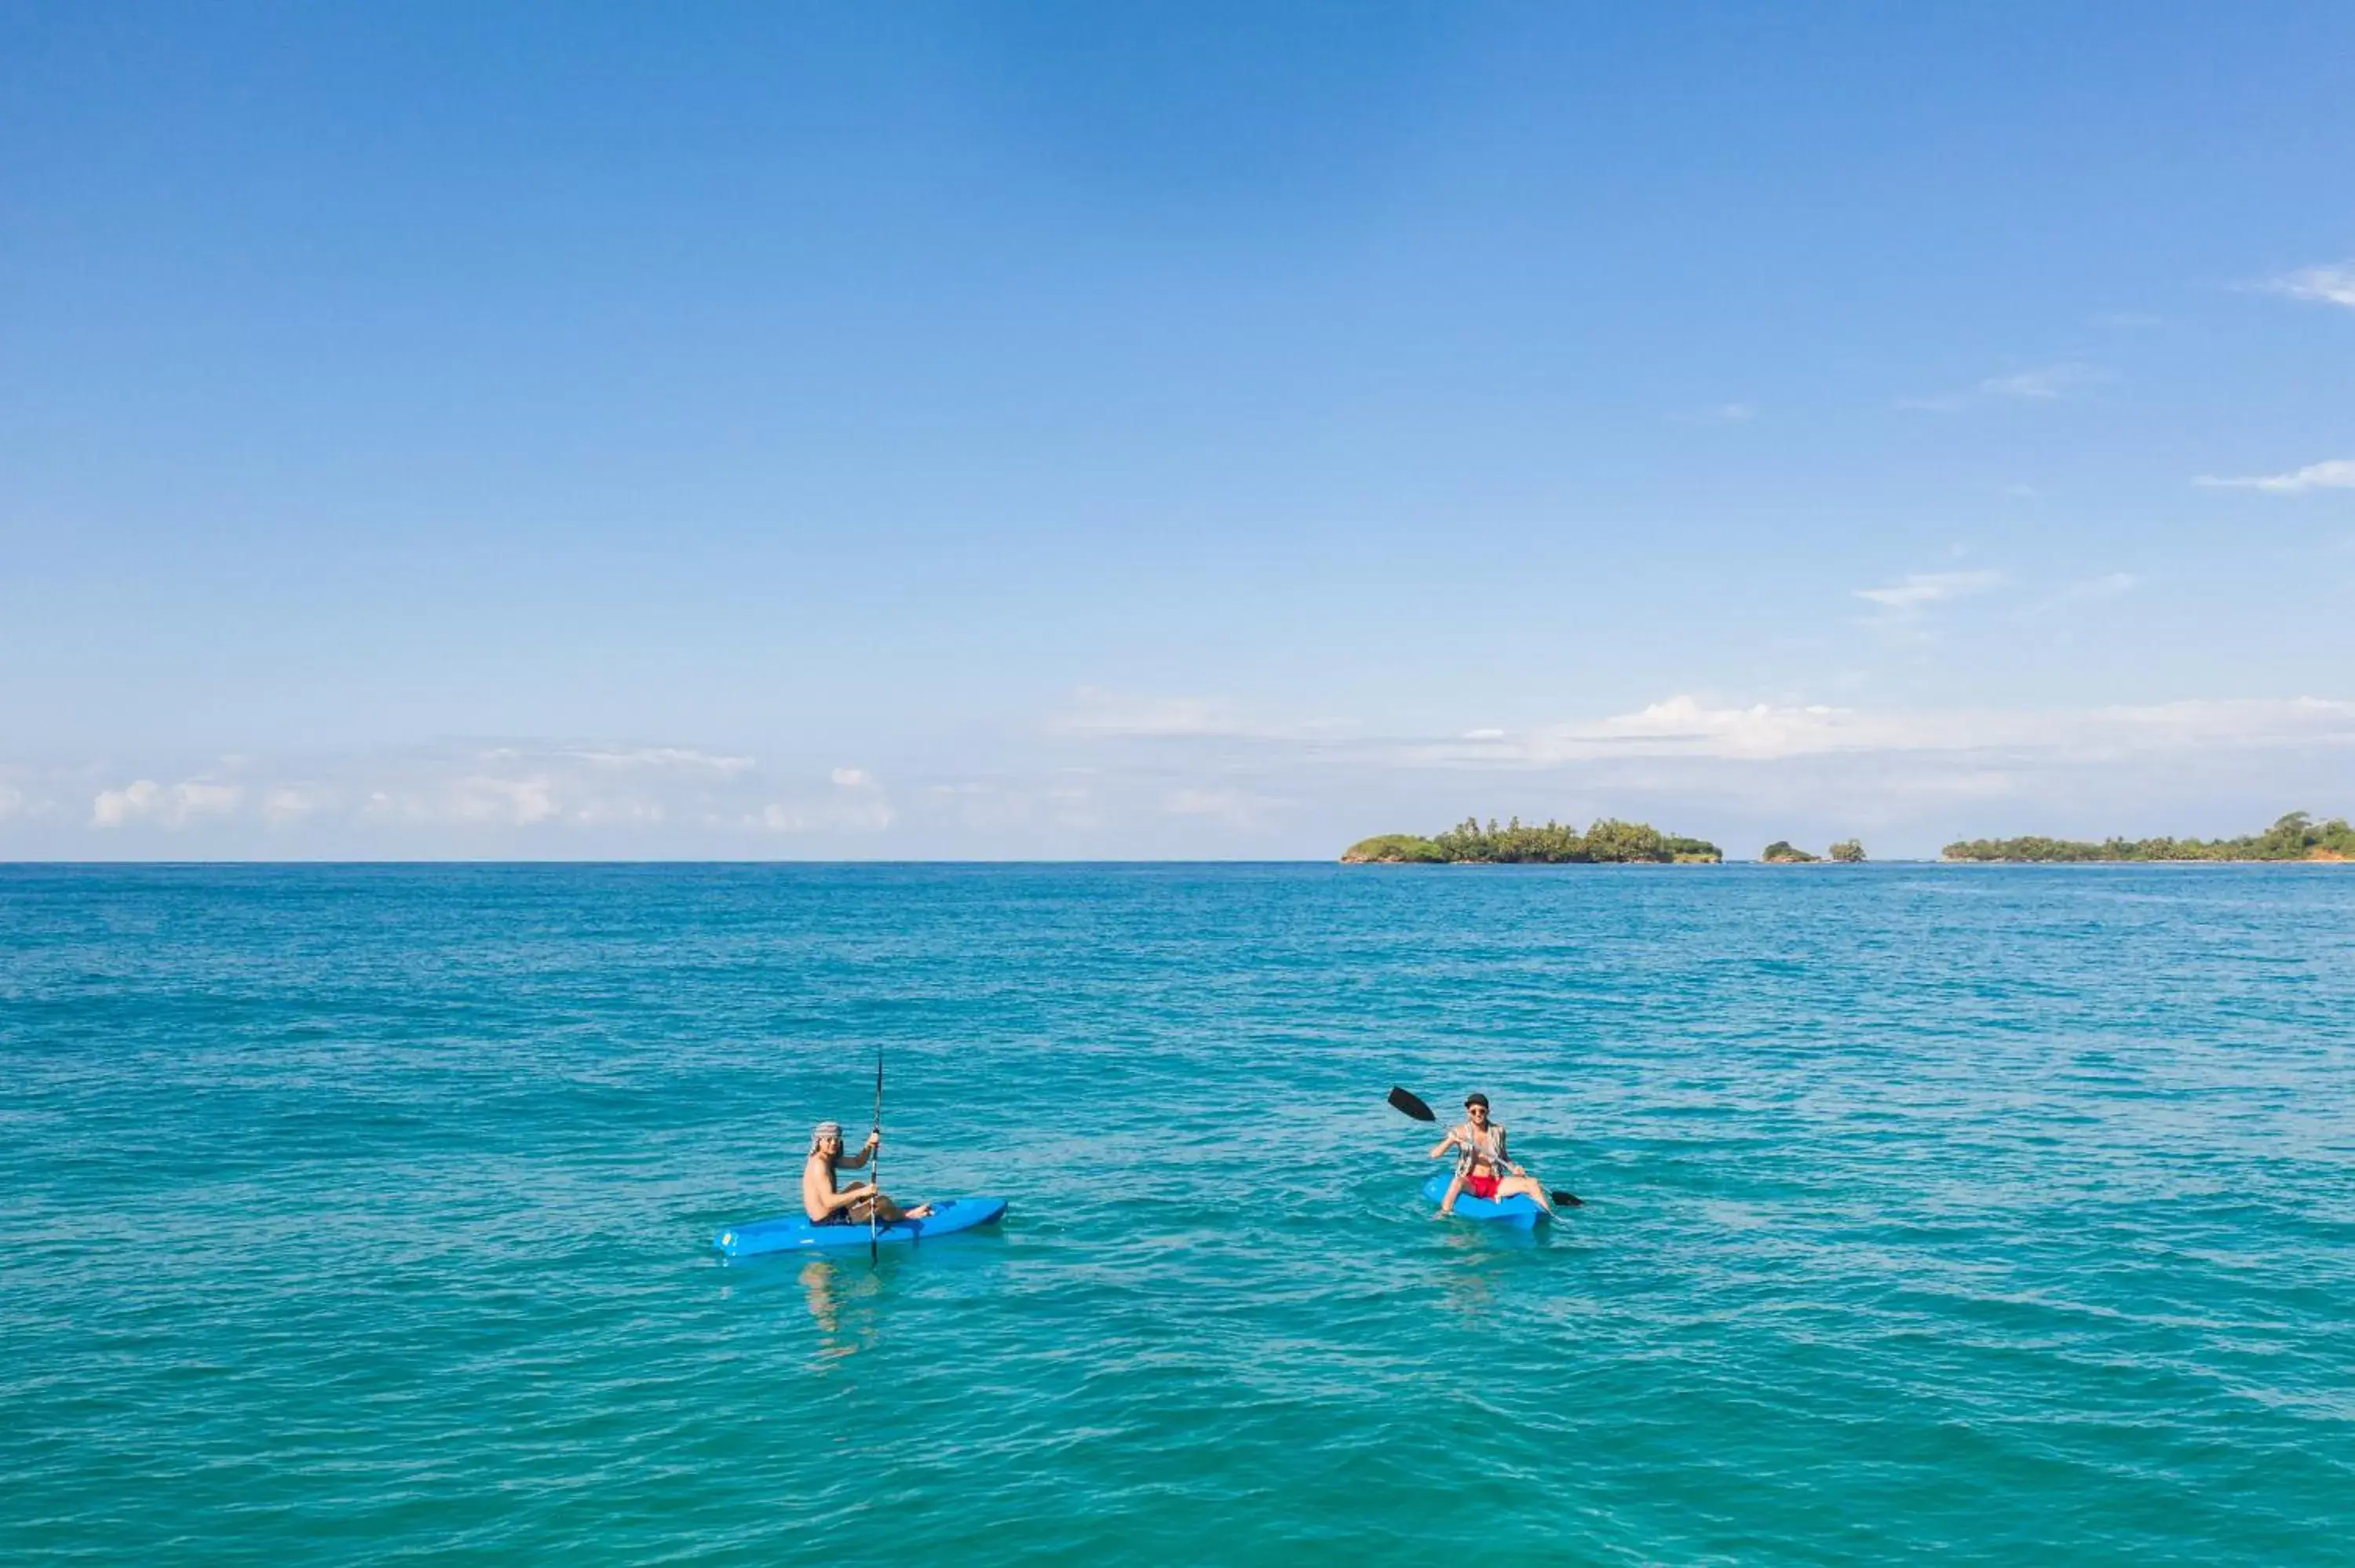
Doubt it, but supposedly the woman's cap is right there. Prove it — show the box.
[1464,1092,1489,1110]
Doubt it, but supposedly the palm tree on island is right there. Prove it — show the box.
[1762,839,1864,863]
[1941,811,2353,862]
[1340,816,1722,863]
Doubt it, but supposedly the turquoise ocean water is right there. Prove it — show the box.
[4,863,2351,1563]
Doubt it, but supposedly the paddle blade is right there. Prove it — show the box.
[1387,1086,1438,1122]
[1550,1191,1584,1209]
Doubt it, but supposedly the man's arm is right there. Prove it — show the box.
[805,1165,876,1220]
[1428,1131,1461,1160]
[838,1132,879,1170]
[804,1161,878,1220]
[820,1182,877,1215]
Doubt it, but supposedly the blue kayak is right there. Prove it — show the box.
[1422,1173,1549,1229]
[713,1197,1009,1257]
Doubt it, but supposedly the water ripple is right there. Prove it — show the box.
[3,863,2351,1563]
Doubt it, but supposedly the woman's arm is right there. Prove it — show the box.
[1428,1132,1461,1160]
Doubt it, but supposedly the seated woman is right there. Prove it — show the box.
[1429,1092,1554,1216]
[801,1121,933,1225]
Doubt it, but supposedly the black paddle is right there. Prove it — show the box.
[1386,1085,1583,1209]
[1388,1085,1438,1121]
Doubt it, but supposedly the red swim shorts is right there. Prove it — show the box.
[1465,1174,1499,1201]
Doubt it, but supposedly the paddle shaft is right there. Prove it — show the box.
[869,1050,883,1264]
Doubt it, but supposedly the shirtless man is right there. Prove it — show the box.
[1429,1092,1555,1216]
[801,1121,933,1226]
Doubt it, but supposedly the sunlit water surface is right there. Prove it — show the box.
[4,864,2351,1563]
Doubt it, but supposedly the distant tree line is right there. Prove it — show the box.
[1761,839,1866,863]
[1342,816,1722,864]
[1941,812,2355,862]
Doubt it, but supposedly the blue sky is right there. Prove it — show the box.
[4,3,2351,858]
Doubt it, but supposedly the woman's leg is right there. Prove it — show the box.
[1437,1171,1466,1215]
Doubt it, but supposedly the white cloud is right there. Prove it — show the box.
[0,766,42,822]
[567,746,755,774]
[1050,687,1236,737]
[1673,402,1755,423]
[751,768,893,833]
[752,794,892,834]
[570,799,668,827]
[36,742,913,847]
[179,782,241,816]
[1855,570,2004,610]
[1047,686,1350,742]
[1408,694,2355,768]
[1900,363,2101,411]
[1557,697,1865,760]
[2194,459,2355,494]
[1163,787,1261,822]
[1978,363,2099,400]
[91,779,245,828]
[16,696,2354,859]
[2091,696,2355,751]
[323,743,842,833]
[91,781,156,826]
[2257,261,2355,309]
[327,750,702,829]
[262,785,328,824]
[2036,571,2141,610]
[454,775,560,826]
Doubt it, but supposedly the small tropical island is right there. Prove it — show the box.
[1762,840,1865,864]
[1342,816,1722,863]
[1941,811,2353,863]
